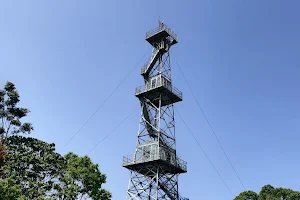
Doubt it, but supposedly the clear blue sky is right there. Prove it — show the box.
[1,1,300,199]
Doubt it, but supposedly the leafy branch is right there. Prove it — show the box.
[0,81,33,145]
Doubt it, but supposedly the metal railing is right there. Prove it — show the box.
[122,155,133,166]
[135,85,146,95]
[179,196,189,200]
[176,157,188,172]
[140,48,159,74]
[146,24,178,42]
[123,151,159,166]
[123,151,187,172]
[135,78,183,100]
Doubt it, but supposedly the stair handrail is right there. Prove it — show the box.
[141,48,159,74]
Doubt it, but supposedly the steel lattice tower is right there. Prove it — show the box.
[123,22,188,200]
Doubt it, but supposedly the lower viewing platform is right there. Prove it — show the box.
[123,141,187,175]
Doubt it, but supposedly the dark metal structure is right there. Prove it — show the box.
[123,22,188,200]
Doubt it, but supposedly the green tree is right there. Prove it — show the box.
[0,141,7,167]
[2,136,111,200]
[259,184,275,200]
[2,136,65,199]
[0,81,33,167]
[0,178,23,200]
[56,152,111,200]
[0,81,33,144]
[234,191,258,200]
[0,82,111,199]
[234,185,300,200]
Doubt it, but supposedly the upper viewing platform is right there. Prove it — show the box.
[145,22,178,47]
[135,74,182,107]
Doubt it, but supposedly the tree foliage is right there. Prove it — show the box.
[0,81,33,167]
[0,81,111,199]
[56,153,112,199]
[234,191,258,200]
[0,141,7,167]
[0,178,24,200]
[234,184,300,200]
[2,136,65,199]
[0,81,33,144]
[2,136,111,199]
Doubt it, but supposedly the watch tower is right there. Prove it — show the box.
[123,22,188,200]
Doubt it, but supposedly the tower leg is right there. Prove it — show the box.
[126,165,179,200]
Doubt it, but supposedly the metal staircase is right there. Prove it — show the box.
[141,48,162,78]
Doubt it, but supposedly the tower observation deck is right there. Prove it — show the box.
[123,22,188,200]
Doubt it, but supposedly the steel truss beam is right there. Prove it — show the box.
[126,165,179,200]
